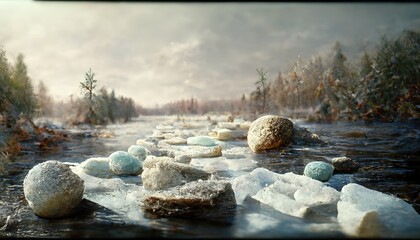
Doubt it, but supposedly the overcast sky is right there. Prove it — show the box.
[1,1,419,108]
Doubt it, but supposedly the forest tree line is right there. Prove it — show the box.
[0,48,138,132]
[144,29,419,122]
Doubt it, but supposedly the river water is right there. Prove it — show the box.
[0,115,419,238]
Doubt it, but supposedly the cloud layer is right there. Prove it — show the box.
[1,2,419,107]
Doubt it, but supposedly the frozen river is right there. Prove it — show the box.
[1,115,419,238]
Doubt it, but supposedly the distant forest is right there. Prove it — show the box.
[1,29,419,130]
[149,29,419,123]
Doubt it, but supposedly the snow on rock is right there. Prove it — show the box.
[217,122,240,130]
[159,137,187,145]
[79,157,115,178]
[331,157,359,173]
[127,145,147,161]
[179,145,223,158]
[209,128,248,140]
[189,156,258,177]
[141,156,211,190]
[143,179,236,218]
[337,183,420,238]
[304,161,334,182]
[247,115,294,153]
[109,151,143,176]
[23,160,84,218]
[187,136,217,146]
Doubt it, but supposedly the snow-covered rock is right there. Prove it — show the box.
[190,156,257,177]
[159,137,187,145]
[23,160,84,218]
[143,180,236,218]
[304,161,334,182]
[247,115,294,153]
[217,122,240,130]
[180,145,223,158]
[127,145,147,161]
[79,157,115,178]
[187,136,217,146]
[210,128,248,140]
[337,183,420,238]
[109,151,142,176]
[141,156,211,190]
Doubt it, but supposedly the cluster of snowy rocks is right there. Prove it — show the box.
[23,114,419,238]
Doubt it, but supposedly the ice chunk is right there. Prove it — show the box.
[187,136,217,146]
[141,156,211,190]
[233,171,340,219]
[71,166,147,222]
[252,184,310,218]
[337,183,420,238]
[79,157,115,178]
[231,168,283,204]
[189,156,257,177]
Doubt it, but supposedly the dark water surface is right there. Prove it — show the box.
[1,116,419,238]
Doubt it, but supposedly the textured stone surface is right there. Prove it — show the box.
[23,160,85,218]
[247,115,294,153]
[143,180,236,218]
[331,157,359,173]
[303,161,334,182]
[141,156,210,190]
[109,151,142,176]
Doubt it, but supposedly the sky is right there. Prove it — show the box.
[1,1,419,108]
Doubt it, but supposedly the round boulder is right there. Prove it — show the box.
[127,145,147,161]
[109,150,142,175]
[304,161,334,182]
[331,157,360,173]
[23,160,85,218]
[247,115,294,153]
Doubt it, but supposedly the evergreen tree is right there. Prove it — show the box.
[10,53,37,120]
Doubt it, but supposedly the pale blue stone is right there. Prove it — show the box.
[109,151,142,175]
[186,136,217,146]
[127,145,147,161]
[304,161,334,182]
